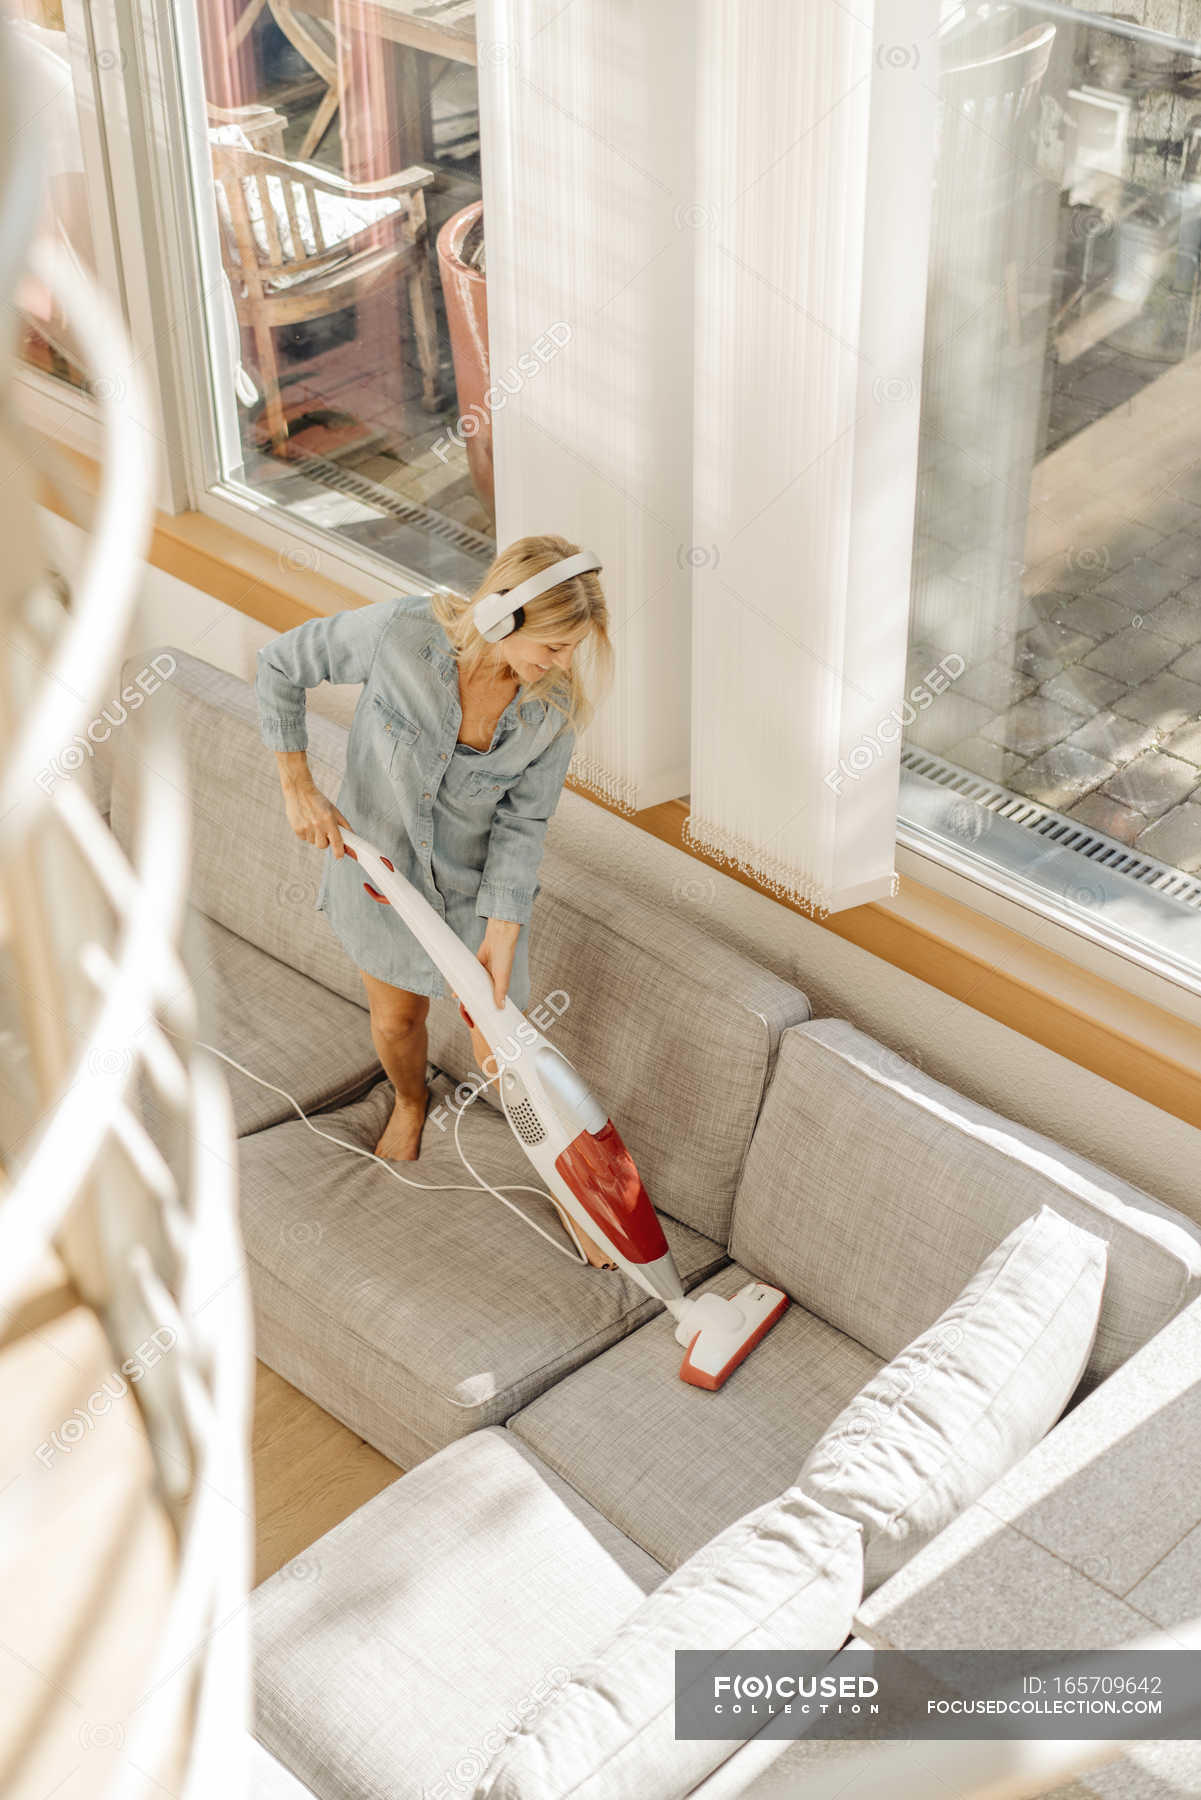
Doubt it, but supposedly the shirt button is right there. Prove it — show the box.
[423,791,431,799]
[439,752,447,760]
[421,840,428,847]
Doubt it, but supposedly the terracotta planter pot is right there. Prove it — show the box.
[435,201,493,521]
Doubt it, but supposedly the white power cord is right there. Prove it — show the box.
[188,1036,588,1264]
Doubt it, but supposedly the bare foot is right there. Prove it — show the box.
[374,1088,430,1162]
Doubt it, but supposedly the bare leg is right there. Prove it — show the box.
[467,1017,615,1270]
[362,971,431,1161]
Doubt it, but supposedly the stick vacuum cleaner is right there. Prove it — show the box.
[340,829,789,1391]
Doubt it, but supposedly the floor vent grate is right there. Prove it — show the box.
[901,746,1201,913]
[286,447,496,560]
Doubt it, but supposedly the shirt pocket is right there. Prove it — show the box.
[372,694,421,776]
[439,751,520,811]
[463,766,520,801]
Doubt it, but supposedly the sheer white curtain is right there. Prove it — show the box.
[480,0,938,909]
[686,0,939,914]
[479,0,695,812]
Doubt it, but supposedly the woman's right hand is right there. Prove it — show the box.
[281,777,351,857]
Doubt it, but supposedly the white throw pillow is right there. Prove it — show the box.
[475,1492,862,1800]
[799,1204,1107,1594]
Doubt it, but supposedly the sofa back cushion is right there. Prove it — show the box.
[799,1205,1107,1594]
[731,1019,1201,1394]
[110,647,812,1241]
[110,647,365,1007]
[427,856,812,1241]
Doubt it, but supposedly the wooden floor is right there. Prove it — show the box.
[251,1360,399,1586]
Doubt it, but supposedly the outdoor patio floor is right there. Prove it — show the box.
[910,342,1201,876]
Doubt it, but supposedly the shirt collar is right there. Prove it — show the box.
[420,635,545,726]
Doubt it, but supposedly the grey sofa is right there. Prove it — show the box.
[107,649,1201,1800]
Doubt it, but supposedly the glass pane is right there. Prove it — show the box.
[11,0,98,393]
[902,1,1201,981]
[189,0,492,586]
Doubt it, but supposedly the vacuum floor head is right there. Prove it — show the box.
[675,1281,789,1390]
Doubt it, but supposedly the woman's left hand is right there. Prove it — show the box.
[477,918,521,1007]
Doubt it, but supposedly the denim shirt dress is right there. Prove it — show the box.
[255,592,576,1010]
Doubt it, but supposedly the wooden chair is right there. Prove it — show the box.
[207,99,288,156]
[209,129,443,451]
[226,0,339,160]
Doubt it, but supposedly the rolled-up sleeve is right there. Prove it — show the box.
[476,722,576,924]
[256,598,399,752]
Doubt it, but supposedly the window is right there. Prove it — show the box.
[180,0,493,587]
[901,1,1201,987]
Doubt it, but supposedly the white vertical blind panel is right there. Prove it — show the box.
[687,0,938,913]
[478,0,694,811]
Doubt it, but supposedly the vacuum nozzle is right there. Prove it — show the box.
[675,1281,789,1391]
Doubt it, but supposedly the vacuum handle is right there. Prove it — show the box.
[339,827,522,1041]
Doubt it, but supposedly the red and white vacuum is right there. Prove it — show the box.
[341,828,788,1391]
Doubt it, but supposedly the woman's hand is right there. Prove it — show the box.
[476,918,521,1007]
[277,757,351,857]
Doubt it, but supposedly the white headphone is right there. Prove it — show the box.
[472,549,602,643]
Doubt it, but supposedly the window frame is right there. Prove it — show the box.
[895,833,1201,1030]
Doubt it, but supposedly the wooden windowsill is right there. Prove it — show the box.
[37,445,1201,1131]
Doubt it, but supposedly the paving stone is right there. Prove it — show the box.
[1082,625,1180,682]
[904,691,995,755]
[1163,718,1201,765]
[1023,588,1078,620]
[953,658,1038,711]
[1133,492,1201,537]
[945,735,1027,784]
[1066,791,1148,846]
[1093,558,1186,610]
[1014,620,1098,681]
[1047,592,1135,641]
[1168,461,1201,507]
[1094,519,1166,569]
[981,695,1089,757]
[1011,744,1113,810]
[1143,587,1201,646]
[1102,750,1201,820]
[1048,553,1115,595]
[1039,665,1126,713]
[1136,803,1201,873]
[1064,711,1160,766]
[1148,528,1201,578]
[1114,670,1201,730]
[1170,643,1201,684]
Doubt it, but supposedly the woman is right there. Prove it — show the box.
[255,535,614,1251]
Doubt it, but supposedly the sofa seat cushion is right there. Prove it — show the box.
[509,1262,883,1571]
[252,1429,664,1800]
[239,1075,729,1468]
[731,1019,1201,1397]
[181,911,381,1137]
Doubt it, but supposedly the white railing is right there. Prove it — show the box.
[0,20,252,1798]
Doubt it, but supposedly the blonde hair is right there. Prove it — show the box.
[429,533,613,736]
